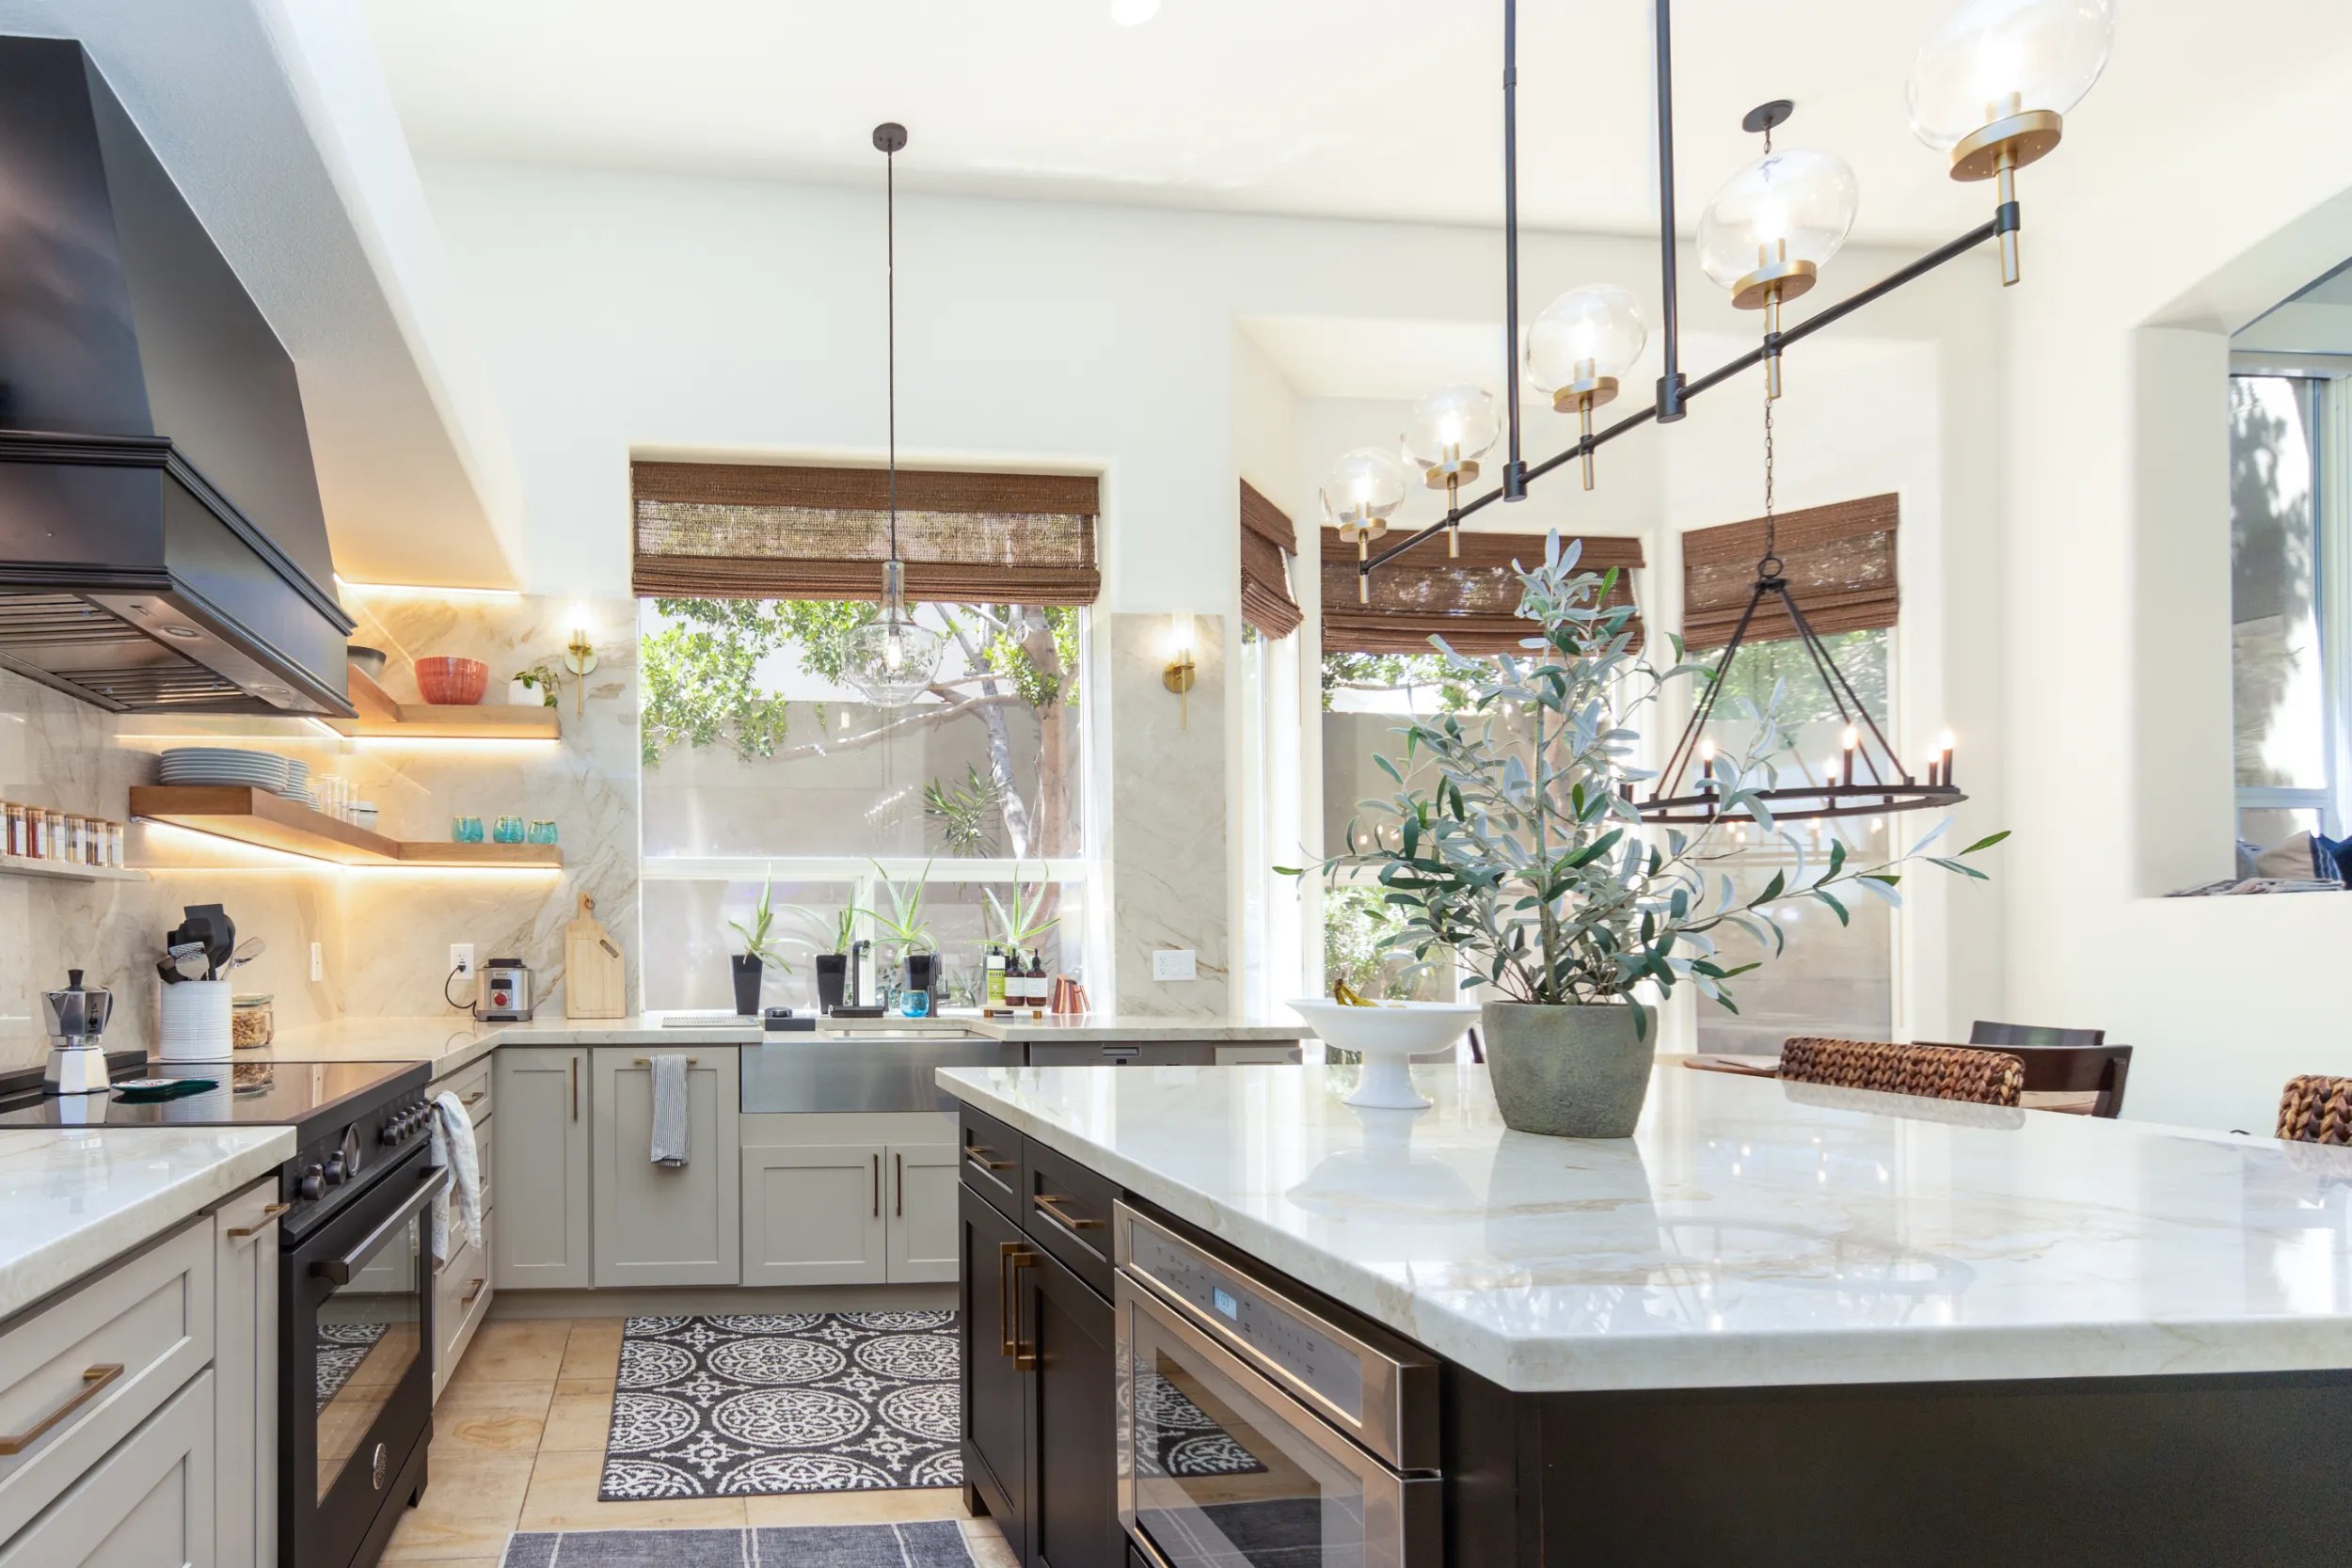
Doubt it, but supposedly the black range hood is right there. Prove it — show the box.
[0,37,354,716]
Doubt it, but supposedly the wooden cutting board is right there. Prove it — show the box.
[564,891,626,1019]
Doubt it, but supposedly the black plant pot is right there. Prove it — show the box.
[731,954,764,1017]
[814,954,848,1014]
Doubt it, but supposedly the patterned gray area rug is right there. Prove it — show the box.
[501,1521,972,1567]
[599,1312,963,1499]
[1134,1369,1267,1478]
[315,1320,389,1412]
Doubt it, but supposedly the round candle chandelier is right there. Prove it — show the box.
[1320,0,2113,823]
[841,121,946,708]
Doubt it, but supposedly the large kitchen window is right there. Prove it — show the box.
[631,461,1101,1014]
[2230,370,2340,855]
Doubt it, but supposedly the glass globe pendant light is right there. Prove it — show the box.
[840,122,945,709]
[1698,106,1857,401]
[1908,0,2114,283]
[1402,384,1499,555]
[1524,284,1646,490]
[1320,446,1408,603]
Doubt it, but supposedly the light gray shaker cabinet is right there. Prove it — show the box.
[493,1047,592,1290]
[592,1049,740,1286]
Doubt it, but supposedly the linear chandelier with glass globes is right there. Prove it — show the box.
[1321,0,2112,824]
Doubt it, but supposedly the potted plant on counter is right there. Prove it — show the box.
[799,904,859,1014]
[1291,533,2006,1138]
[727,876,787,1017]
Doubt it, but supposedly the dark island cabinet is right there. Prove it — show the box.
[960,1108,1124,1568]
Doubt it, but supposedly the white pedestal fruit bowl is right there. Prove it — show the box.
[1286,998,1481,1110]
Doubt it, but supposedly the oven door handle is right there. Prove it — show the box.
[310,1166,451,1284]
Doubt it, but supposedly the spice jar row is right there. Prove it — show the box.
[3,804,127,867]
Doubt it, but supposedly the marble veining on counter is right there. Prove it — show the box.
[937,1060,2352,1395]
[0,1125,294,1322]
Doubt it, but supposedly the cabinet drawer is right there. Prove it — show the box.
[436,1055,493,1123]
[0,1369,215,1568]
[0,1221,214,1544]
[435,1211,494,1401]
[1022,1137,1117,1299]
[959,1103,1023,1220]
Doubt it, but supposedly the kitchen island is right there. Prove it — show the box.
[940,1058,2352,1566]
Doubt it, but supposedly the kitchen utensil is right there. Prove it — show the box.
[170,946,211,981]
[226,937,264,972]
[415,656,488,705]
[493,814,525,844]
[181,904,234,976]
[346,645,389,680]
[41,968,114,1095]
[478,958,534,1022]
[564,893,626,1020]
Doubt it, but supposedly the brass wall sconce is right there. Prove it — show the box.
[563,604,598,716]
[1162,614,1197,729]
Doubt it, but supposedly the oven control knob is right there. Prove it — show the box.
[324,1154,348,1186]
[298,1164,325,1200]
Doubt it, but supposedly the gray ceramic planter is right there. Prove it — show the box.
[1482,1001,1656,1138]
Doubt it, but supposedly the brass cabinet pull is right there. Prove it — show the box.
[872,1153,881,1218]
[965,1143,1013,1173]
[997,1241,1020,1358]
[1033,1193,1103,1232]
[227,1202,292,1240]
[895,1152,904,1217]
[462,1090,485,1107]
[629,1055,697,1066]
[461,1277,486,1307]
[569,1056,579,1121]
[1009,1249,1038,1371]
[0,1364,123,1455]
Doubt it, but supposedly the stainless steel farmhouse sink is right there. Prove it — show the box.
[739,1031,1022,1114]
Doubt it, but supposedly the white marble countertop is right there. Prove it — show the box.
[245,1011,1304,1077]
[0,1125,294,1323]
[937,1060,2352,1395]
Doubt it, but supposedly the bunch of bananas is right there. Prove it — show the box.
[1330,978,1379,1007]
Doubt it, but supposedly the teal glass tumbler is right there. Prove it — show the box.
[493,815,525,844]
[526,819,558,845]
[452,816,484,843]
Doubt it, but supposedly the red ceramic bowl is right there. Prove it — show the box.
[414,656,488,705]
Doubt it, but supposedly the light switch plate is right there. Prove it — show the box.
[450,943,474,979]
[310,942,323,982]
[1152,948,1198,982]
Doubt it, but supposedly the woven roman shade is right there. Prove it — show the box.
[1239,480,1303,639]
[1321,530,1645,656]
[631,461,1101,604]
[1682,493,1898,650]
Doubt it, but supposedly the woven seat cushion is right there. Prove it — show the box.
[1778,1037,2025,1108]
[2276,1075,2352,1146]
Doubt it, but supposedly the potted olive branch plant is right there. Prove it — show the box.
[1290,532,2007,1138]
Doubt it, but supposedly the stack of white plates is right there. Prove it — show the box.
[279,758,310,799]
[156,748,291,792]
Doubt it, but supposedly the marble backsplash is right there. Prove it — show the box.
[0,594,641,1073]
[1108,613,1230,1018]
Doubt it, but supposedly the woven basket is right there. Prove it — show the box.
[1778,1037,2025,1108]
[2276,1074,2352,1146]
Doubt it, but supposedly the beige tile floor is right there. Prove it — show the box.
[382,1318,1017,1567]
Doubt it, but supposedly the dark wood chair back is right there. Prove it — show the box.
[1970,1021,2106,1047]
[1778,1037,2026,1109]
[1963,1026,2132,1117]
[2278,1075,2352,1146]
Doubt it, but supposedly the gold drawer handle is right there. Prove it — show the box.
[1033,1193,1104,1231]
[461,1090,485,1107]
[629,1056,696,1065]
[461,1278,486,1307]
[227,1202,291,1240]
[0,1364,123,1455]
[965,1144,1014,1173]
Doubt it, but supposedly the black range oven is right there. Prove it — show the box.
[282,1139,445,1568]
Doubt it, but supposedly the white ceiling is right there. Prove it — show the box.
[358,1,2352,245]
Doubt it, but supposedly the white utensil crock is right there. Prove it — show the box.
[158,979,233,1061]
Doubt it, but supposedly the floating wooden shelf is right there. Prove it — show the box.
[129,786,563,869]
[0,854,147,884]
[324,667,562,741]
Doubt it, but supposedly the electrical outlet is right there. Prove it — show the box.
[1152,948,1198,982]
[450,943,474,979]
[310,942,324,982]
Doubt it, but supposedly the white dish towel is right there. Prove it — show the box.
[649,1053,691,1168]
[429,1089,482,1264]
